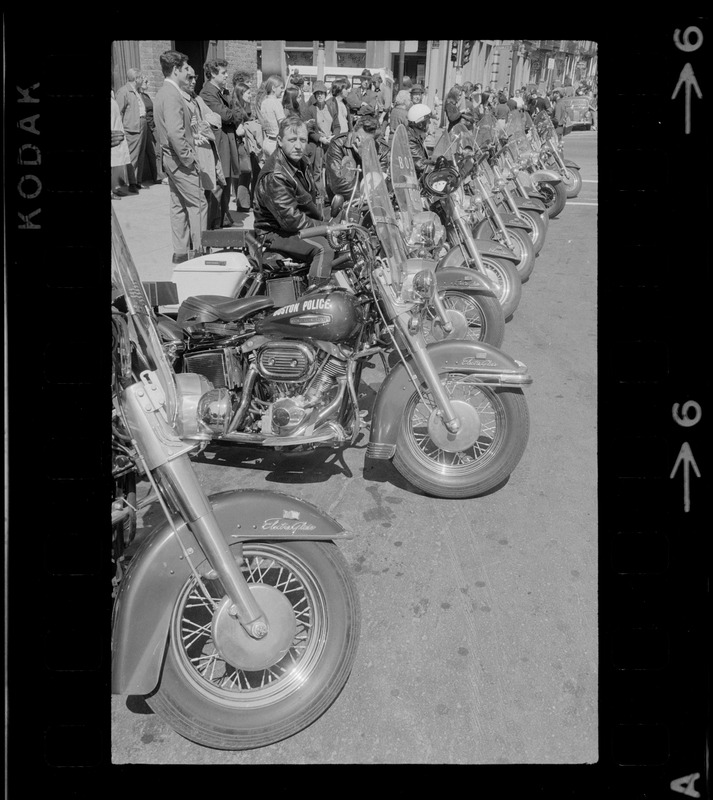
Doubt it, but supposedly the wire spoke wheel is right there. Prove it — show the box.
[422,290,504,347]
[173,546,325,703]
[393,372,529,498]
[147,541,360,749]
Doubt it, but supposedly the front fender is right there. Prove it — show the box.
[563,159,580,170]
[367,339,531,456]
[531,169,562,185]
[112,489,351,696]
[494,210,532,230]
[436,266,496,297]
[512,197,548,213]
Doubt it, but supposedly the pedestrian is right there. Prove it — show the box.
[115,68,149,193]
[153,49,207,263]
[444,86,463,131]
[386,89,410,140]
[111,89,132,199]
[588,91,598,131]
[136,75,165,184]
[200,59,244,228]
[301,80,333,201]
[184,65,226,231]
[231,80,262,208]
[326,79,352,135]
[257,75,286,160]
[551,87,567,141]
[371,73,387,125]
[346,68,378,126]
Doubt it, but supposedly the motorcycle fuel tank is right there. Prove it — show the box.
[255,288,363,343]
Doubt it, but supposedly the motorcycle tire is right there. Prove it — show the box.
[147,540,360,750]
[422,289,505,349]
[478,256,522,320]
[516,209,547,255]
[393,377,530,499]
[475,222,537,284]
[561,167,582,199]
[533,180,567,219]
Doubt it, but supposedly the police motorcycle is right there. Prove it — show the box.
[111,208,360,750]
[524,117,569,216]
[167,195,504,348]
[452,118,538,283]
[498,109,559,221]
[389,123,523,321]
[160,137,532,499]
[532,109,582,198]
[465,119,550,257]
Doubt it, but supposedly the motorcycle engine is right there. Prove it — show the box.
[255,346,348,437]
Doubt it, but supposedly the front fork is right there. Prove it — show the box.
[444,195,487,273]
[378,291,460,435]
[122,373,270,640]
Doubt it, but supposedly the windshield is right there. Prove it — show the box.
[535,110,556,141]
[111,206,178,423]
[432,127,455,160]
[475,111,499,150]
[360,136,409,291]
[390,123,422,235]
[505,110,534,159]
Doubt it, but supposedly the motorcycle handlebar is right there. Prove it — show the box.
[298,223,347,240]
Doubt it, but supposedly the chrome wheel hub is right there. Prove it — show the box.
[427,401,481,452]
[211,585,297,671]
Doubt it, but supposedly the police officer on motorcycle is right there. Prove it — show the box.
[254,116,335,289]
[406,103,433,175]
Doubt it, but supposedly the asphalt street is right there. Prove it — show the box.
[111,130,598,763]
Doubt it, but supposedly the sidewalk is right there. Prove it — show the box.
[113,184,254,283]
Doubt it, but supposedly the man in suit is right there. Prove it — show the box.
[115,68,149,192]
[153,50,207,263]
[200,59,243,228]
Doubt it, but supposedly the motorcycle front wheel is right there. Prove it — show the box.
[147,540,360,750]
[422,289,505,348]
[478,256,522,320]
[515,208,547,255]
[561,167,582,198]
[476,222,536,283]
[393,374,530,499]
[534,180,567,218]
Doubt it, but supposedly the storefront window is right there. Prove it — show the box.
[337,51,366,69]
[285,50,314,67]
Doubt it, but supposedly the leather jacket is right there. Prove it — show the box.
[253,147,323,235]
[325,130,390,199]
[407,125,430,175]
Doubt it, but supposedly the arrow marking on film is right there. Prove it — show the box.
[669,441,701,513]
[671,63,702,134]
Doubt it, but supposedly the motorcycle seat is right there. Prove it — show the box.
[177,295,275,325]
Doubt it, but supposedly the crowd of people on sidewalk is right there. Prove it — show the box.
[111,48,597,271]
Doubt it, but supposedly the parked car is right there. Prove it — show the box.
[564,97,592,130]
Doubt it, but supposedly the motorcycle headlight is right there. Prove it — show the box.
[197,388,233,434]
[412,269,436,301]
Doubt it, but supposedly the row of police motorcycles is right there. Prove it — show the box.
[111,106,580,750]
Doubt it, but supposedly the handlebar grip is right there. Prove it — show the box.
[298,225,332,240]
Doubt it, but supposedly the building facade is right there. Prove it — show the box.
[111,39,597,105]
